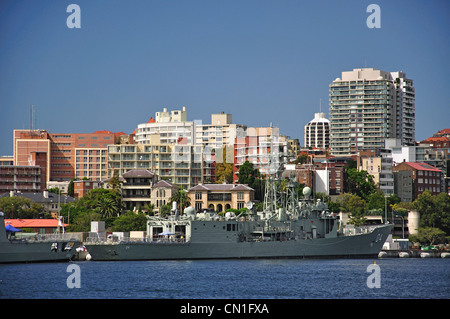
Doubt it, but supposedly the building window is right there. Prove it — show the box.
[237,202,244,209]
[195,192,202,200]
[237,192,244,200]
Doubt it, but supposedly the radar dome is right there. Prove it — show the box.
[303,187,312,197]
[184,206,195,216]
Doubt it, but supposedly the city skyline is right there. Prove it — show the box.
[1,0,449,156]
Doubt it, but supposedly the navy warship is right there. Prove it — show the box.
[84,178,393,261]
[0,212,80,263]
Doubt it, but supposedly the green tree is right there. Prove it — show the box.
[367,189,385,211]
[65,210,102,232]
[409,227,446,246]
[67,178,75,197]
[108,169,122,193]
[238,161,263,200]
[414,191,450,235]
[48,187,61,195]
[0,196,45,219]
[95,196,121,219]
[345,168,376,200]
[112,211,147,232]
[160,203,171,217]
[341,194,366,226]
[59,187,123,231]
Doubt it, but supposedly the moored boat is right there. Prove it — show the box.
[85,184,393,261]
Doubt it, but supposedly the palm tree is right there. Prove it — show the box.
[169,187,191,213]
[96,196,121,218]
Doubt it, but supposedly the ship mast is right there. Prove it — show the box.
[263,124,284,214]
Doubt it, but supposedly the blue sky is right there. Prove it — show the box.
[0,0,449,156]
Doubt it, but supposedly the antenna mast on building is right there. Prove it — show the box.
[30,105,37,135]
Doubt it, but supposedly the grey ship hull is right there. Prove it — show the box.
[85,224,393,261]
[0,214,80,263]
[0,241,79,263]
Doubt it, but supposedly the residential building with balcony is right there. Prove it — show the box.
[134,106,195,145]
[121,169,157,212]
[107,143,203,190]
[0,165,42,194]
[329,68,415,156]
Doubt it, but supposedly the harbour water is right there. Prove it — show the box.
[1,258,449,300]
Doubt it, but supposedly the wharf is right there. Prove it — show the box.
[379,250,450,258]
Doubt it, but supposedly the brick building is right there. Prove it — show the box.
[13,129,124,183]
[393,162,443,202]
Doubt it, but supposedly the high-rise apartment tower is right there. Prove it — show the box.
[329,68,415,156]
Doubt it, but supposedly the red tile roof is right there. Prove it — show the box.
[4,219,68,228]
[402,162,441,172]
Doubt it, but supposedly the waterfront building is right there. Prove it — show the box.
[393,162,443,201]
[187,183,254,212]
[329,68,415,156]
[304,112,330,149]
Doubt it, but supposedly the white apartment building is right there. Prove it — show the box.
[304,112,330,149]
[329,68,415,156]
[195,112,247,151]
[135,106,195,145]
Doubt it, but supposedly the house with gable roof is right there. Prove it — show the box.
[187,183,254,213]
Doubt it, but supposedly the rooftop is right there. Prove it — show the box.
[153,180,178,189]
[188,184,254,192]
[5,219,68,228]
[398,162,442,172]
[122,170,155,178]
[0,191,75,203]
